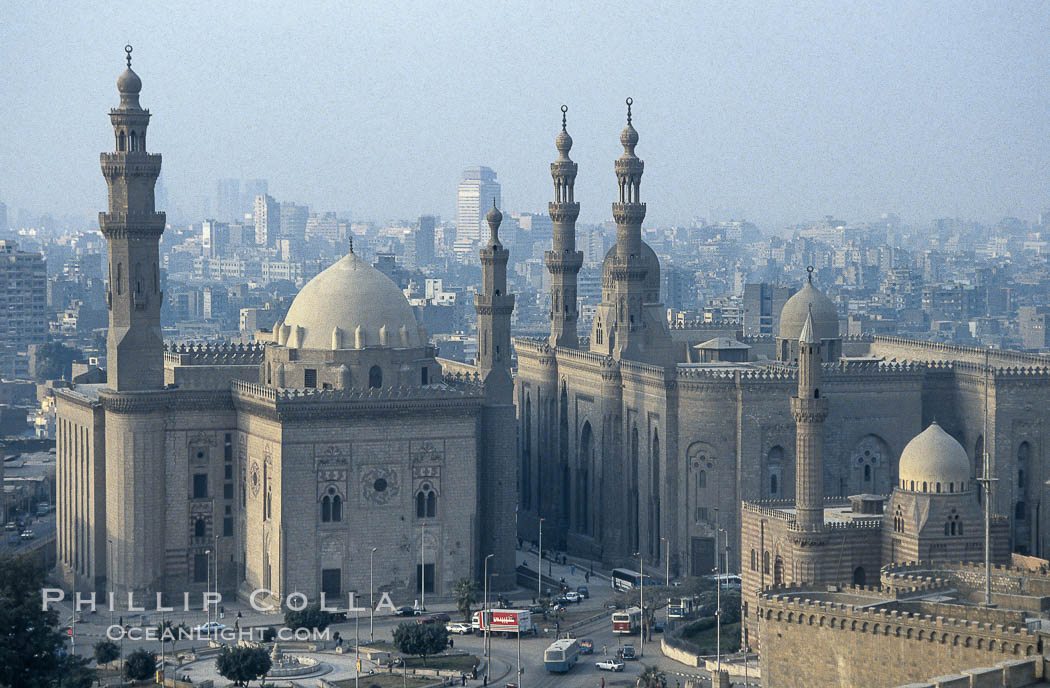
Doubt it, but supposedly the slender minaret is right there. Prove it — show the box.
[545,105,583,348]
[792,307,829,532]
[608,97,648,359]
[100,45,165,390]
[476,201,515,387]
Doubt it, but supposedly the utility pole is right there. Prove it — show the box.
[538,517,544,602]
[484,553,493,683]
[661,536,670,623]
[635,552,644,657]
[421,521,426,610]
[979,353,998,607]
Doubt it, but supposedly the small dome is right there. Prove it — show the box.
[898,422,971,492]
[620,122,639,149]
[282,251,424,350]
[118,67,142,95]
[486,203,503,227]
[779,281,839,340]
[556,128,573,155]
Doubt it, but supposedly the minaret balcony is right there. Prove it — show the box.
[548,202,580,224]
[544,250,583,272]
[612,203,646,225]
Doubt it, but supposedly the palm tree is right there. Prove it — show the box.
[638,665,666,688]
[452,578,479,622]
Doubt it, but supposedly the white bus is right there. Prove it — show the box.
[611,606,641,634]
[610,567,654,591]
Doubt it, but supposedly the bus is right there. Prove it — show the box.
[543,638,580,673]
[611,568,654,591]
[707,573,742,590]
[667,598,694,619]
[611,606,641,634]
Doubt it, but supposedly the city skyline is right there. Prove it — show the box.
[2,1,1048,229]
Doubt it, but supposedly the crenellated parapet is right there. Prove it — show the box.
[163,341,266,366]
[881,560,1050,595]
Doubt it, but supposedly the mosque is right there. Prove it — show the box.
[515,101,1050,584]
[54,50,517,602]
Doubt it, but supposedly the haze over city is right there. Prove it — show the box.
[3,0,1048,228]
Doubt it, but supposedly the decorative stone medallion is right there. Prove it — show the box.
[362,466,400,505]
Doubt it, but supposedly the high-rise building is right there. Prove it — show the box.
[456,166,500,245]
[253,194,279,247]
[0,201,8,235]
[280,202,309,240]
[742,282,797,335]
[201,219,230,258]
[305,212,341,242]
[0,240,47,378]
[215,179,240,222]
[242,179,268,217]
[414,215,436,265]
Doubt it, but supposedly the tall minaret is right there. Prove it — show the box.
[100,45,165,390]
[476,202,515,391]
[792,307,829,532]
[608,98,647,360]
[545,105,582,348]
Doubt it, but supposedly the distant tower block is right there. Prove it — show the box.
[545,105,583,349]
[99,44,166,391]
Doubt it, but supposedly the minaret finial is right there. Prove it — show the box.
[125,44,133,68]
[561,104,567,131]
[807,265,814,284]
[348,235,353,254]
[626,97,633,125]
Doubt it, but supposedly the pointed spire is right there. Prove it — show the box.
[799,305,818,345]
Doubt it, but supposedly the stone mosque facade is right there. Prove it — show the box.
[515,101,1050,583]
[54,53,517,603]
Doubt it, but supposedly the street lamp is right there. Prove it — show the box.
[634,552,644,657]
[483,553,494,683]
[537,518,545,602]
[369,547,377,643]
[205,548,212,629]
[660,536,670,623]
[420,522,427,611]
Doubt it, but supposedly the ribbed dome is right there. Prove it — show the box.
[118,67,142,95]
[898,422,971,492]
[779,281,839,340]
[281,251,423,350]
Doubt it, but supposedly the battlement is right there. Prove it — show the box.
[620,359,670,379]
[870,335,1050,369]
[882,561,1050,596]
[231,379,481,404]
[758,585,1039,645]
[670,319,740,331]
[163,341,266,366]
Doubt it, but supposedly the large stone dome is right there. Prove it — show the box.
[281,251,424,350]
[779,281,839,340]
[898,422,971,493]
[601,242,660,301]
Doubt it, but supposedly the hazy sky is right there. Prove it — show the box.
[3,1,1048,228]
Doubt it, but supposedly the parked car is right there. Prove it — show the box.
[619,645,637,661]
[4,522,15,532]
[417,612,450,625]
[563,591,582,603]
[395,606,421,616]
[575,586,590,599]
[195,621,226,634]
[578,638,594,654]
[20,530,34,540]
[596,659,624,672]
[446,622,472,634]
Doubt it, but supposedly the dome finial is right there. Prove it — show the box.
[125,44,133,68]
[555,105,573,157]
[348,235,353,254]
[807,265,815,284]
[561,104,567,131]
[626,97,633,125]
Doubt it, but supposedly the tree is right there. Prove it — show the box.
[392,622,448,667]
[124,648,157,681]
[156,620,188,658]
[283,603,332,632]
[637,665,666,688]
[0,554,92,688]
[32,342,85,382]
[452,578,479,622]
[216,645,272,688]
[94,639,120,665]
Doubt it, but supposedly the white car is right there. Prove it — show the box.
[596,659,624,672]
[563,591,582,603]
[196,621,226,634]
[446,622,472,634]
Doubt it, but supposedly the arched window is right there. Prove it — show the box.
[116,263,123,295]
[923,481,928,492]
[750,549,757,571]
[944,522,950,536]
[194,518,206,537]
[1018,442,1030,490]
[332,495,342,522]
[426,491,436,518]
[864,465,871,482]
[129,131,137,151]
[369,365,382,388]
[773,556,784,585]
[322,495,332,522]
[770,473,778,495]
[763,551,770,574]
[699,470,707,489]
[416,484,436,519]
[118,131,125,151]
[416,491,426,518]
[852,567,865,586]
